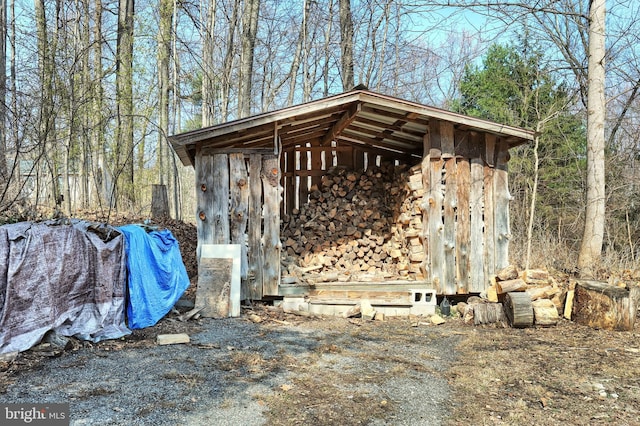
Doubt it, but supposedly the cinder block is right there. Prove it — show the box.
[410,289,437,305]
[282,297,306,312]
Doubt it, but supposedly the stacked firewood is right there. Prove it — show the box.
[282,163,424,280]
[389,165,427,278]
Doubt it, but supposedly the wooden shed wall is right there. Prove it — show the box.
[421,122,511,294]
[195,149,281,299]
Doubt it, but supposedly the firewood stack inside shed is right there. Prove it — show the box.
[281,163,427,283]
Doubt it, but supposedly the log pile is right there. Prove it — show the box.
[492,266,563,327]
[458,266,565,327]
[281,164,424,281]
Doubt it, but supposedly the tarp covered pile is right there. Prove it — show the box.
[0,220,190,354]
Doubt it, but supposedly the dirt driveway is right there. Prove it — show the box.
[0,306,458,426]
[1,305,639,425]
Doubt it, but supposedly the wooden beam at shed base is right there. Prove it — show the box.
[572,280,640,331]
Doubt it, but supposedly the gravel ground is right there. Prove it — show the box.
[0,312,459,425]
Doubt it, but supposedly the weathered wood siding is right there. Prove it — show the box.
[196,150,281,299]
[420,126,514,294]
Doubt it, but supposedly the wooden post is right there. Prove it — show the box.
[429,159,445,293]
[483,134,496,284]
[212,154,230,244]
[420,133,431,282]
[196,153,215,260]
[261,155,281,296]
[229,153,249,298]
[456,158,470,294]
[469,133,484,293]
[494,140,510,271]
[299,145,309,207]
[247,153,263,300]
[442,121,456,295]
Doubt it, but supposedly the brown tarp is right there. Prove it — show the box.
[0,220,130,354]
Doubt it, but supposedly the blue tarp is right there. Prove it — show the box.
[118,225,190,329]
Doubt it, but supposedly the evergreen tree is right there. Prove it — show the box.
[453,42,587,265]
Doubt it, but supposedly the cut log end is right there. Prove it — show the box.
[504,292,533,328]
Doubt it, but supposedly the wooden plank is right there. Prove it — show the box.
[196,257,233,318]
[157,334,190,345]
[195,153,215,260]
[308,297,412,306]
[456,158,470,293]
[261,155,281,296]
[469,135,484,292]
[247,153,263,300]
[354,148,365,170]
[494,140,510,271]
[336,144,353,168]
[299,146,309,207]
[443,156,457,295]
[420,133,431,281]
[284,149,295,215]
[440,120,455,157]
[309,289,412,299]
[429,158,445,293]
[212,153,230,244]
[429,119,442,159]
[483,134,496,285]
[311,147,323,188]
[229,153,249,298]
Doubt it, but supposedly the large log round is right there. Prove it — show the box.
[504,292,534,328]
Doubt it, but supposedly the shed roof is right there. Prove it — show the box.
[169,89,536,167]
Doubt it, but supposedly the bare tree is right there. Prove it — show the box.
[158,0,173,186]
[339,0,354,90]
[577,0,606,275]
[238,0,260,118]
[0,0,6,181]
[201,0,217,127]
[115,0,135,206]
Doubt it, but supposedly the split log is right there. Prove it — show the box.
[496,265,519,281]
[532,299,559,326]
[496,278,527,295]
[563,290,575,320]
[572,280,640,331]
[503,292,534,328]
[525,285,559,301]
[522,269,550,284]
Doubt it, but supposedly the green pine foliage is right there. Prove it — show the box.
[453,42,587,266]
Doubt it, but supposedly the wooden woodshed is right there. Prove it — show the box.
[169,89,535,300]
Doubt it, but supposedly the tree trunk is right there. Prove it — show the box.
[286,0,309,106]
[238,0,260,118]
[220,0,239,121]
[577,0,606,277]
[339,0,354,90]
[158,0,173,187]
[115,0,135,207]
[573,280,640,331]
[0,0,6,181]
[201,0,217,127]
[92,0,108,209]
